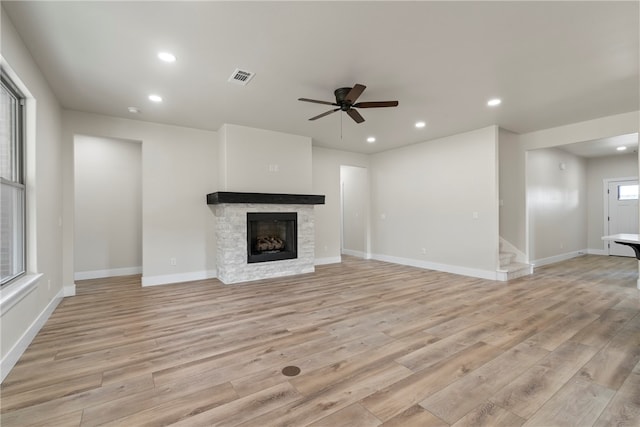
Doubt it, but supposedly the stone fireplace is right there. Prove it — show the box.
[207,192,325,284]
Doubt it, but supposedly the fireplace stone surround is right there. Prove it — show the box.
[207,192,325,284]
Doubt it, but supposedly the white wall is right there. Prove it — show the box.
[74,135,142,279]
[370,126,499,277]
[340,165,369,257]
[312,147,370,264]
[62,111,218,288]
[527,147,587,263]
[218,124,312,193]
[586,153,638,252]
[1,8,64,380]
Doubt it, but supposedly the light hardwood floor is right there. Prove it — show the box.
[1,255,639,426]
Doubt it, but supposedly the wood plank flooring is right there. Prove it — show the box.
[1,255,639,426]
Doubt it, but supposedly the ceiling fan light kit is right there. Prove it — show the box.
[298,83,398,124]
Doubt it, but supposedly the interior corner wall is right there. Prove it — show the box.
[312,147,370,264]
[1,8,64,378]
[586,153,638,252]
[498,128,526,253]
[218,124,312,193]
[527,147,587,262]
[74,135,142,278]
[218,124,228,190]
[370,126,499,276]
[62,111,218,287]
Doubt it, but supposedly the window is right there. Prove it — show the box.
[1,71,26,286]
[618,184,639,201]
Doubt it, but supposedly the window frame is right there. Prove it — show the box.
[618,184,639,201]
[1,70,27,287]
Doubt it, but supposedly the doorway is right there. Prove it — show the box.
[340,165,369,258]
[73,135,142,280]
[606,179,639,257]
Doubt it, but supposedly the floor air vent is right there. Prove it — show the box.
[228,68,255,86]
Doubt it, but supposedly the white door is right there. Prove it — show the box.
[608,180,639,257]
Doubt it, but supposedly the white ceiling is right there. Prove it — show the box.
[2,1,638,154]
[558,133,638,158]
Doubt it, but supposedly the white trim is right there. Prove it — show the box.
[587,248,608,256]
[532,250,587,267]
[1,288,63,383]
[141,270,217,287]
[315,256,341,265]
[525,150,531,266]
[370,253,498,281]
[64,284,76,297]
[341,249,369,258]
[495,270,509,281]
[603,177,639,256]
[0,273,42,315]
[74,266,142,281]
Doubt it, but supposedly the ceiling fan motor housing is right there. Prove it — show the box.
[334,87,353,110]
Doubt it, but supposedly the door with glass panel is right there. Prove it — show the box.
[608,180,639,257]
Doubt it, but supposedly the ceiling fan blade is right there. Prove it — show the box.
[347,108,365,124]
[309,108,340,121]
[298,98,339,106]
[353,101,399,108]
[345,84,366,104]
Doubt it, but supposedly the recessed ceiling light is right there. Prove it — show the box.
[487,98,502,107]
[367,137,376,143]
[415,121,426,128]
[128,106,141,114]
[157,52,176,63]
[148,94,163,103]
[617,146,627,151]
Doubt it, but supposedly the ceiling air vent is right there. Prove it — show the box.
[228,68,255,86]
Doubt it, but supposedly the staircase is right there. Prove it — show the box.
[497,239,533,281]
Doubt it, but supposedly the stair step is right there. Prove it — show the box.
[498,262,532,280]
[499,251,516,267]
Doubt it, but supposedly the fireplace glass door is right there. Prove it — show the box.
[247,212,297,263]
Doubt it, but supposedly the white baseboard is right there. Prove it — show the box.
[496,270,508,281]
[315,256,341,265]
[532,250,587,267]
[74,266,142,281]
[341,249,374,259]
[587,248,608,256]
[64,284,76,297]
[141,270,217,287]
[1,288,63,383]
[341,249,367,258]
[370,253,498,281]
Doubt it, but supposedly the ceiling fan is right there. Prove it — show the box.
[298,84,398,124]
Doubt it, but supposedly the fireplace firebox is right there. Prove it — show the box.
[247,212,297,263]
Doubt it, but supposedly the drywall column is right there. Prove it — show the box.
[370,126,499,279]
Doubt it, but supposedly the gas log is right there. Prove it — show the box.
[256,236,285,252]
